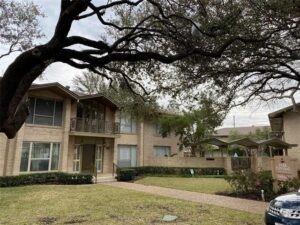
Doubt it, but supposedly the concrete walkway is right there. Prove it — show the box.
[104,182,268,214]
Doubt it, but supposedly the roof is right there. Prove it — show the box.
[228,137,259,148]
[203,137,297,149]
[257,139,298,149]
[201,138,228,147]
[30,82,78,100]
[78,93,118,109]
[268,103,300,118]
[214,125,270,137]
[29,82,118,108]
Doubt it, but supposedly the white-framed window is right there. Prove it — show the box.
[120,113,137,133]
[73,145,81,172]
[20,142,60,172]
[95,145,104,172]
[154,146,171,157]
[26,97,63,126]
[118,145,137,167]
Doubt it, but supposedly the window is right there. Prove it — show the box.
[120,113,137,133]
[154,123,162,136]
[20,142,60,172]
[154,146,171,157]
[118,145,137,167]
[95,145,103,172]
[26,97,63,126]
[73,145,81,172]
[153,123,170,137]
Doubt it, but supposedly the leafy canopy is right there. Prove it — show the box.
[158,95,225,152]
[73,71,161,120]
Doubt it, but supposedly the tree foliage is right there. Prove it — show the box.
[73,71,161,120]
[0,0,43,59]
[228,127,271,141]
[227,127,271,156]
[0,0,298,138]
[158,95,225,154]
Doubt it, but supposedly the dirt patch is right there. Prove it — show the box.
[64,216,88,224]
[38,217,57,225]
[216,192,264,201]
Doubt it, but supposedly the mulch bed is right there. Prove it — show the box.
[216,192,266,201]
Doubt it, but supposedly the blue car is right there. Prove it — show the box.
[265,191,300,225]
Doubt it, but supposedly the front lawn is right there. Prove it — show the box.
[135,177,232,194]
[0,184,262,225]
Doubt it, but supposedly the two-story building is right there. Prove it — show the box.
[269,103,300,161]
[0,82,180,178]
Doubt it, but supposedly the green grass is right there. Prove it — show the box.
[0,184,263,225]
[135,177,233,194]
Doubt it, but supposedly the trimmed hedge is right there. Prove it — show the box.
[116,168,136,181]
[134,166,226,176]
[116,166,226,181]
[0,172,93,187]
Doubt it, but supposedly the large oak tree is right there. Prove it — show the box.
[0,0,298,138]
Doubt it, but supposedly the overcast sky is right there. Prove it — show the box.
[0,0,296,128]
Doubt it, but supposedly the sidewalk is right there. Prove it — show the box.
[104,182,268,214]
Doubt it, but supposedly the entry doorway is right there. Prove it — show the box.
[76,144,104,175]
[81,144,96,174]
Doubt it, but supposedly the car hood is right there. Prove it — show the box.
[273,192,300,209]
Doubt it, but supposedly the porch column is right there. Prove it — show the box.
[225,157,233,174]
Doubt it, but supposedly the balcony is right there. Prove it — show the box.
[269,131,284,139]
[70,118,120,134]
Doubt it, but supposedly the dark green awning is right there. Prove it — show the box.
[202,137,297,149]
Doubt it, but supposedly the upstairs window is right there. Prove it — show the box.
[26,97,63,126]
[154,146,171,157]
[154,123,162,136]
[120,113,137,133]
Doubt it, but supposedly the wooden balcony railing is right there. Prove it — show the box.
[70,118,120,134]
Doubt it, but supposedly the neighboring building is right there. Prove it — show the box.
[269,104,300,161]
[214,125,270,140]
[0,82,180,177]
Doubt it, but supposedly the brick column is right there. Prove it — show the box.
[11,125,25,175]
[138,120,144,166]
[225,157,233,174]
[61,99,71,172]
[0,134,8,176]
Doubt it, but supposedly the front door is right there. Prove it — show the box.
[81,144,96,174]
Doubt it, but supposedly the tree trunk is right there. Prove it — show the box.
[0,45,54,138]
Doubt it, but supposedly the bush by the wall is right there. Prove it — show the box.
[0,172,93,187]
[134,166,226,177]
[277,178,300,194]
[116,166,225,181]
[225,170,274,200]
[116,168,136,181]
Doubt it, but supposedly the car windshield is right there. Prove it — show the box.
[273,200,300,209]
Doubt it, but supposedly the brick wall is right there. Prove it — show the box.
[149,156,226,168]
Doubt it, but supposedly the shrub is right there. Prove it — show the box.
[277,178,300,194]
[134,166,226,177]
[116,168,136,181]
[225,170,274,199]
[116,166,226,181]
[0,172,93,187]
